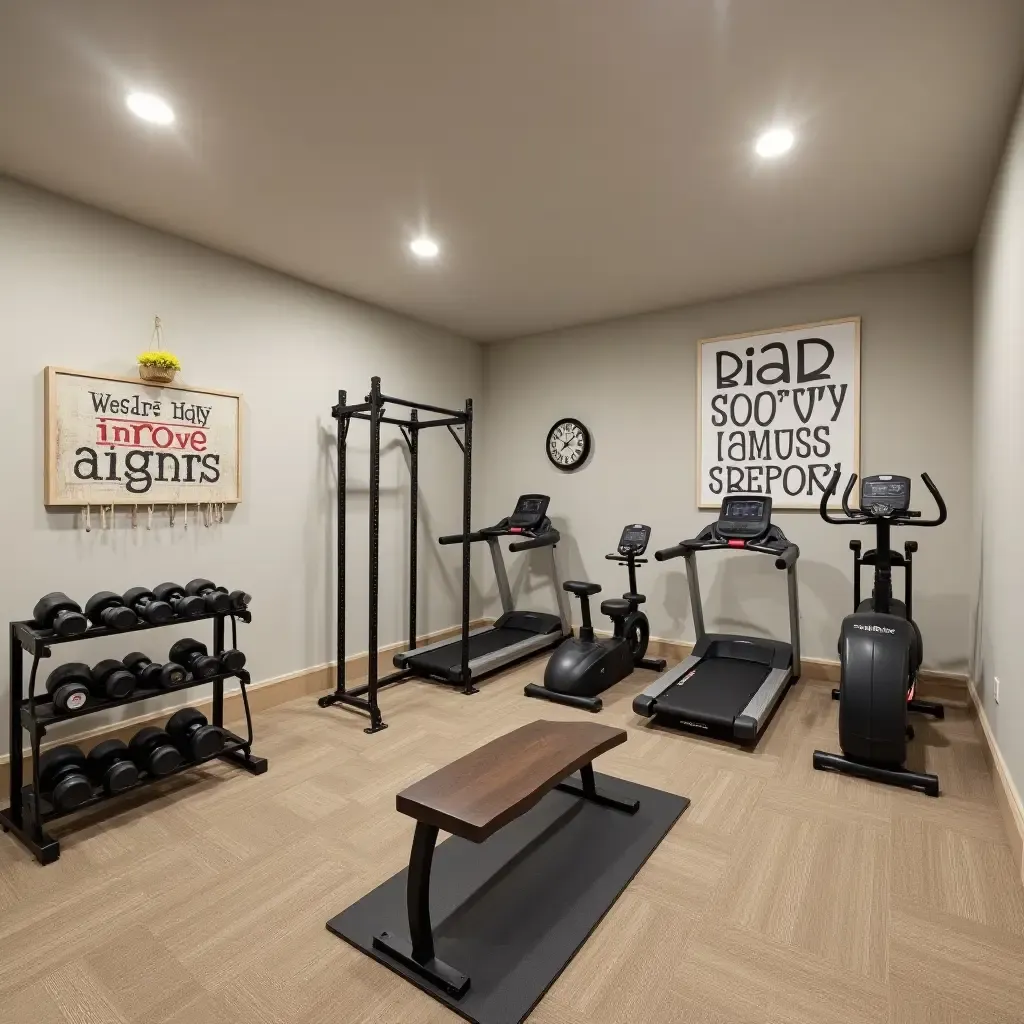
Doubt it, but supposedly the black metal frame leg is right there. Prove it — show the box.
[373,822,471,998]
[556,762,640,814]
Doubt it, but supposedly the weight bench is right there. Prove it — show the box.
[374,720,637,996]
[328,720,689,1024]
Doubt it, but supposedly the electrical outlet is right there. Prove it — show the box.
[994,676,1001,704]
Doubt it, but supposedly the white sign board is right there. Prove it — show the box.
[697,318,860,509]
[45,367,242,506]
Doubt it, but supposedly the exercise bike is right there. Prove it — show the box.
[814,468,947,796]
[524,524,666,712]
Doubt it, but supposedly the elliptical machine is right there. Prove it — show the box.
[524,524,667,712]
[814,468,947,796]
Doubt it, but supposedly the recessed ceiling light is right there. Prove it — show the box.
[755,127,795,159]
[126,91,175,126]
[409,236,440,260]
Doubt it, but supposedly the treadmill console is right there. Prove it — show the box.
[617,523,651,557]
[716,496,773,541]
[860,475,911,516]
[507,494,550,531]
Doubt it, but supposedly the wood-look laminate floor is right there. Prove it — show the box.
[2,662,1023,1024]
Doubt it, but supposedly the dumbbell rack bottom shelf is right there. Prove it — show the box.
[4,609,266,865]
[0,731,266,865]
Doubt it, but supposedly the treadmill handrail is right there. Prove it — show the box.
[654,542,689,561]
[745,541,799,569]
[439,530,487,545]
[509,528,561,552]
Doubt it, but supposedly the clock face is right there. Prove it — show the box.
[546,418,591,471]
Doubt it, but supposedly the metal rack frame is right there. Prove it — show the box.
[318,377,473,733]
[0,607,267,865]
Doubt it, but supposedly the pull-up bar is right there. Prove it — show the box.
[318,376,473,732]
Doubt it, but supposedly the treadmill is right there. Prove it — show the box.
[633,495,801,743]
[393,494,571,687]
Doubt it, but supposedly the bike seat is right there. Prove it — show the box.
[600,598,631,618]
[564,581,601,597]
[622,592,646,605]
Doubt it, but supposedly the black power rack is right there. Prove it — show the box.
[318,376,473,733]
[0,608,267,865]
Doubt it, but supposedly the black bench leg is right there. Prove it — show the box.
[556,762,640,814]
[373,822,471,998]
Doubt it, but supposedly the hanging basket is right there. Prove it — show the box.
[139,363,177,384]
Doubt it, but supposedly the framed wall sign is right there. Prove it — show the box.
[697,317,860,510]
[44,367,242,506]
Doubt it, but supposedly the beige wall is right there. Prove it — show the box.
[480,257,974,670]
[0,177,482,756]
[974,86,1024,798]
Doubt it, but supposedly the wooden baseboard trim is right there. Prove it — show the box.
[0,619,487,795]
[967,678,1024,885]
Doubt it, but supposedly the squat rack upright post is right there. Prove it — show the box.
[318,376,473,732]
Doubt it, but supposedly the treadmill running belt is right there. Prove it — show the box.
[405,627,539,678]
[654,658,770,730]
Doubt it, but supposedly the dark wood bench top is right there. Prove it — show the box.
[395,720,626,843]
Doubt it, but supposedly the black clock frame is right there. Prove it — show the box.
[546,418,591,472]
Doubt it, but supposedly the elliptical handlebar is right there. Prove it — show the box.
[818,466,947,527]
[819,466,863,524]
[917,473,947,527]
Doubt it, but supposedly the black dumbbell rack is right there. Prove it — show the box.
[0,608,268,865]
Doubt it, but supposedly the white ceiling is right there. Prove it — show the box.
[2,1,1024,341]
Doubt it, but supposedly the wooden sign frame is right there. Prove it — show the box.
[44,367,243,507]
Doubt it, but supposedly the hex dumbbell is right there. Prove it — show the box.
[151,582,206,618]
[123,652,187,690]
[38,745,93,811]
[32,592,88,637]
[128,727,183,777]
[167,708,224,761]
[84,592,138,631]
[86,740,140,795]
[44,662,91,714]
[122,587,173,625]
[184,579,231,614]
[90,659,137,700]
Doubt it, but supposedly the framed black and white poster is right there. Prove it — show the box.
[697,317,860,510]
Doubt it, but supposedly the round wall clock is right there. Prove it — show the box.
[546,418,591,471]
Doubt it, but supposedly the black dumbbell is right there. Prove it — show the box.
[168,638,221,679]
[38,745,93,811]
[167,708,225,761]
[32,592,88,637]
[184,579,231,614]
[128,727,183,777]
[84,592,138,631]
[90,659,137,700]
[122,587,173,625]
[123,652,187,690]
[86,739,140,795]
[44,663,91,714]
[214,586,252,613]
[151,582,206,619]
